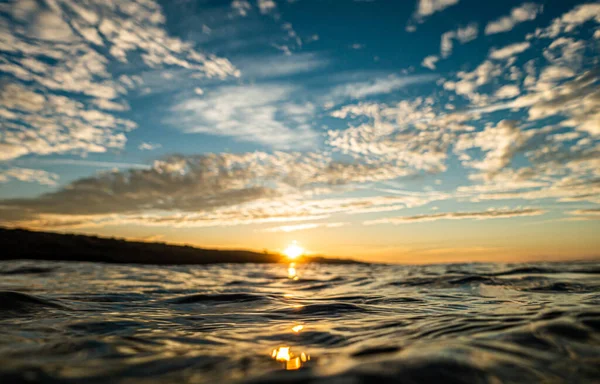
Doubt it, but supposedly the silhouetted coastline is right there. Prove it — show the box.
[0,227,360,265]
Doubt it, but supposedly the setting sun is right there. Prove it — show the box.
[283,241,304,260]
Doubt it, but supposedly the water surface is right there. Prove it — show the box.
[1,260,599,383]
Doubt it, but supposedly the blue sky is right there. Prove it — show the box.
[0,0,599,262]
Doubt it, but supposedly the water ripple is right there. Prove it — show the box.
[0,260,598,383]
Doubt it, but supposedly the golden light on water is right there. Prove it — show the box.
[292,325,303,333]
[271,346,310,371]
[288,263,298,280]
[274,346,291,361]
[283,241,304,260]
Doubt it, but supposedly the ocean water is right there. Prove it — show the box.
[0,260,599,383]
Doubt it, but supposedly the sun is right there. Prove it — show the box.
[283,241,304,260]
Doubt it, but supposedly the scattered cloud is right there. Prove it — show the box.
[489,41,531,60]
[327,74,438,102]
[531,3,600,39]
[0,151,452,228]
[409,0,461,28]
[19,159,151,170]
[262,222,348,233]
[237,53,328,79]
[485,3,543,35]
[455,120,530,176]
[258,0,277,14]
[0,167,59,186]
[421,55,440,70]
[494,85,521,99]
[440,23,479,58]
[364,208,546,225]
[0,0,238,162]
[568,208,600,219]
[138,142,162,151]
[171,84,318,148]
[231,0,252,16]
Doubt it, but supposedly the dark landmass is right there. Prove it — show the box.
[0,227,360,265]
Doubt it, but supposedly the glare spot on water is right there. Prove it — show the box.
[274,346,290,361]
[271,346,310,370]
[288,264,297,279]
[292,324,303,333]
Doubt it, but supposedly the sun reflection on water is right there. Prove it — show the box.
[271,346,310,370]
[288,263,298,280]
[269,263,312,370]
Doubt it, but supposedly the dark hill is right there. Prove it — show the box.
[0,227,360,265]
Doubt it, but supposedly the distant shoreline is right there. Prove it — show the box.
[0,227,361,265]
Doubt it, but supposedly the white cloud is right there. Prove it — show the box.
[421,55,439,70]
[455,120,530,176]
[0,167,59,186]
[489,41,531,60]
[485,3,543,35]
[328,98,469,174]
[414,0,460,20]
[138,142,162,151]
[328,74,437,101]
[258,0,277,14]
[238,53,328,79]
[532,3,600,39]
[171,84,318,148]
[440,23,479,58]
[495,85,520,99]
[0,0,239,162]
[443,60,503,101]
[22,159,151,170]
[231,0,252,16]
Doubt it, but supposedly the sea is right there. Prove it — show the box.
[0,260,599,383]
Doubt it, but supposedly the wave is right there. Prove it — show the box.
[0,260,599,383]
[0,291,65,311]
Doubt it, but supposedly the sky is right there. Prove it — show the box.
[0,0,599,263]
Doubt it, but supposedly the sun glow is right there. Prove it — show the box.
[283,241,304,260]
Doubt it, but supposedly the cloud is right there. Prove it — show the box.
[19,159,151,170]
[364,208,545,225]
[421,55,439,70]
[171,84,318,148]
[440,23,479,58]
[237,53,328,79]
[0,0,238,162]
[568,208,600,219]
[489,42,531,60]
[494,85,521,99]
[138,142,162,151]
[410,0,460,26]
[0,151,452,228]
[327,74,438,101]
[231,0,252,16]
[532,3,600,39]
[0,167,59,186]
[570,208,600,215]
[443,60,503,101]
[485,3,543,35]
[262,222,348,233]
[328,98,481,177]
[258,0,277,14]
[455,120,530,176]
